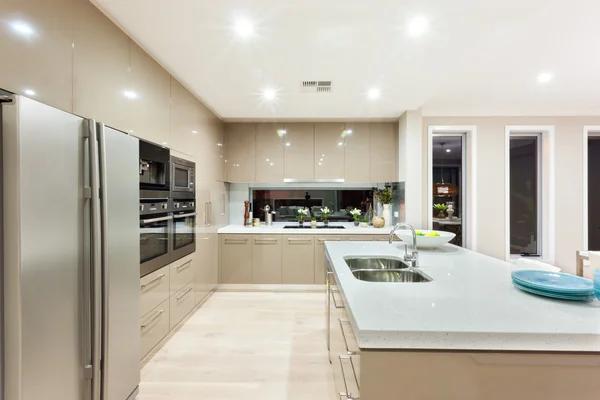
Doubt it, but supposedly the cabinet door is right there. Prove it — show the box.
[315,123,345,180]
[73,1,130,131]
[315,236,346,284]
[220,235,252,283]
[0,0,73,112]
[225,123,255,182]
[169,77,198,153]
[129,43,171,145]
[282,236,315,284]
[195,235,210,304]
[370,122,397,182]
[283,123,314,181]
[344,123,370,183]
[251,236,282,283]
[255,123,284,182]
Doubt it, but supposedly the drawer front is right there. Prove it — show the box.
[169,281,195,330]
[140,266,170,318]
[140,298,170,359]
[332,354,360,400]
[170,253,195,296]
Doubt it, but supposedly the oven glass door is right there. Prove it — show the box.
[173,165,190,190]
[140,214,171,264]
[173,212,196,250]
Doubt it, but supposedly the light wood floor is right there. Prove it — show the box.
[138,291,336,400]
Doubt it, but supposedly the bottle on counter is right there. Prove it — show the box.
[244,201,250,226]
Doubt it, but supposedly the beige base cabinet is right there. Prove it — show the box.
[169,281,195,330]
[220,235,252,283]
[140,299,170,360]
[315,236,346,284]
[251,236,283,283]
[282,236,315,284]
[140,265,170,318]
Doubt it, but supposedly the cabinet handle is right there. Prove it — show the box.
[221,193,226,216]
[287,238,312,243]
[140,274,165,289]
[339,318,358,355]
[176,260,192,271]
[318,238,342,243]
[254,238,278,244]
[338,355,360,399]
[224,238,248,244]
[176,287,193,301]
[208,202,212,226]
[331,287,344,309]
[140,309,165,330]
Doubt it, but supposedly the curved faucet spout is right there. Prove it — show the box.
[389,223,419,268]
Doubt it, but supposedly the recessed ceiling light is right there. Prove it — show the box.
[123,90,137,99]
[537,72,553,84]
[11,21,35,36]
[24,89,36,96]
[407,16,429,37]
[368,88,381,100]
[263,89,276,100]
[192,130,198,134]
[235,19,254,38]
[446,149,451,153]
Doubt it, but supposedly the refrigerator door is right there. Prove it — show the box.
[2,96,88,400]
[97,123,140,400]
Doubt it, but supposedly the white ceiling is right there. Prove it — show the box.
[93,0,600,120]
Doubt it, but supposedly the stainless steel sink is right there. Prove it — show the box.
[351,269,432,283]
[344,256,408,271]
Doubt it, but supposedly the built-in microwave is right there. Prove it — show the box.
[170,156,195,199]
[139,140,170,198]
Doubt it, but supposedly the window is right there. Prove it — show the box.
[509,135,541,256]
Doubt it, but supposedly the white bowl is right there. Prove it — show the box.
[394,229,455,248]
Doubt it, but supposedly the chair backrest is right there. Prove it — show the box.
[587,251,600,279]
[514,258,561,272]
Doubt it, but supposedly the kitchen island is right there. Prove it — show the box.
[325,241,600,400]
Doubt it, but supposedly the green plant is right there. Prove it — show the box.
[311,217,316,221]
[296,208,308,222]
[349,208,362,221]
[361,218,368,223]
[433,204,448,211]
[372,186,396,205]
[320,207,331,220]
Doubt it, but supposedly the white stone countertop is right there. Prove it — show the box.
[217,221,391,235]
[325,241,600,352]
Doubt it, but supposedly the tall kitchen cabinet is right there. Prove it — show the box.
[284,123,315,181]
[255,123,284,182]
[315,123,345,180]
[282,236,315,284]
[370,122,397,182]
[225,123,255,182]
[343,123,370,182]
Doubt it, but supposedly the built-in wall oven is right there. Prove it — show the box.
[140,198,172,277]
[170,156,195,199]
[171,200,196,261]
[140,140,170,198]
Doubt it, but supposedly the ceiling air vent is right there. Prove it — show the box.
[301,80,333,93]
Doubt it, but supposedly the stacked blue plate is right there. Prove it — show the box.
[594,270,600,300]
[511,270,595,301]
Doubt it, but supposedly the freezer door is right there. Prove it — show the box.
[97,123,141,400]
[2,96,88,400]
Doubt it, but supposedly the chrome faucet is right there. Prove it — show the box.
[389,223,419,268]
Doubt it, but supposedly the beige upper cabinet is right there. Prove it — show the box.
[370,122,398,182]
[225,123,256,182]
[255,123,284,183]
[315,123,345,180]
[169,77,198,154]
[344,123,370,183]
[284,123,315,181]
[0,0,74,112]
[129,43,170,145]
[73,2,130,131]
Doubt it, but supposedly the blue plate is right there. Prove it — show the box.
[512,276,594,296]
[511,270,593,294]
[514,282,594,301]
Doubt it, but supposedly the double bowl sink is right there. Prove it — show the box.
[344,256,432,283]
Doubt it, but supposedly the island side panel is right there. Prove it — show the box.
[361,350,600,400]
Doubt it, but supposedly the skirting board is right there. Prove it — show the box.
[217,284,326,292]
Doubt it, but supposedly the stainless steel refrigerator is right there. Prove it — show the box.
[1,95,140,400]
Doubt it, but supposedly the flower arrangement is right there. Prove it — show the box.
[372,186,396,205]
[349,208,362,221]
[296,208,308,222]
[320,207,331,221]
[433,203,447,218]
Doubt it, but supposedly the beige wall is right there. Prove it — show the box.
[398,110,423,227]
[423,116,600,273]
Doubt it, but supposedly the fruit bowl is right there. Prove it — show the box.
[394,229,455,249]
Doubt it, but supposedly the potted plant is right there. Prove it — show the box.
[311,217,317,228]
[349,208,362,226]
[373,186,396,227]
[296,208,308,227]
[320,207,331,227]
[433,203,448,219]
[360,218,368,228]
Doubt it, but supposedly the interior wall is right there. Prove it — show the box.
[423,116,600,273]
[398,109,423,227]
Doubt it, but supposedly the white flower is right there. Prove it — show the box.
[321,207,330,214]
[297,208,308,216]
[349,208,361,216]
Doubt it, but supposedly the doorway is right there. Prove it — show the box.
[587,133,600,250]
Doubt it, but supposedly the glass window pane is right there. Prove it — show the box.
[509,137,539,255]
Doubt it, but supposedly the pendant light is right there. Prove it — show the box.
[433,142,458,197]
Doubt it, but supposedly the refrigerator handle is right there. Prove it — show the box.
[96,122,111,399]
[87,120,103,400]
